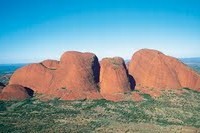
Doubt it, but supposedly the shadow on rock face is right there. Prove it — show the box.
[0,82,5,87]
[24,87,34,97]
[129,75,136,91]
[92,56,100,83]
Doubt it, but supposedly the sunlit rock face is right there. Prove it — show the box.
[9,51,102,100]
[7,49,200,101]
[129,49,200,91]
[99,57,132,101]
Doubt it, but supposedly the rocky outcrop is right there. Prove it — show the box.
[129,49,200,91]
[0,84,33,100]
[99,57,132,101]
[100,57,131,94]
[49,51,102,100]
[9,51,102,100]
[6,49,200,101]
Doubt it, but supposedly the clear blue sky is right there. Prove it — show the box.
[0,0,200,63]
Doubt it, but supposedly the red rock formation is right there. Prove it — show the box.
[0,84,32,100]
[100,57,131,101]
[8,49,200,101]
[53,51,100,92]
[129,49,200,91]
[9,51,102,100]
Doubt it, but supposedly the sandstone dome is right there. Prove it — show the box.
[128,49,200,90]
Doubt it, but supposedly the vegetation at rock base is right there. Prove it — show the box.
[0,88,200,133]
